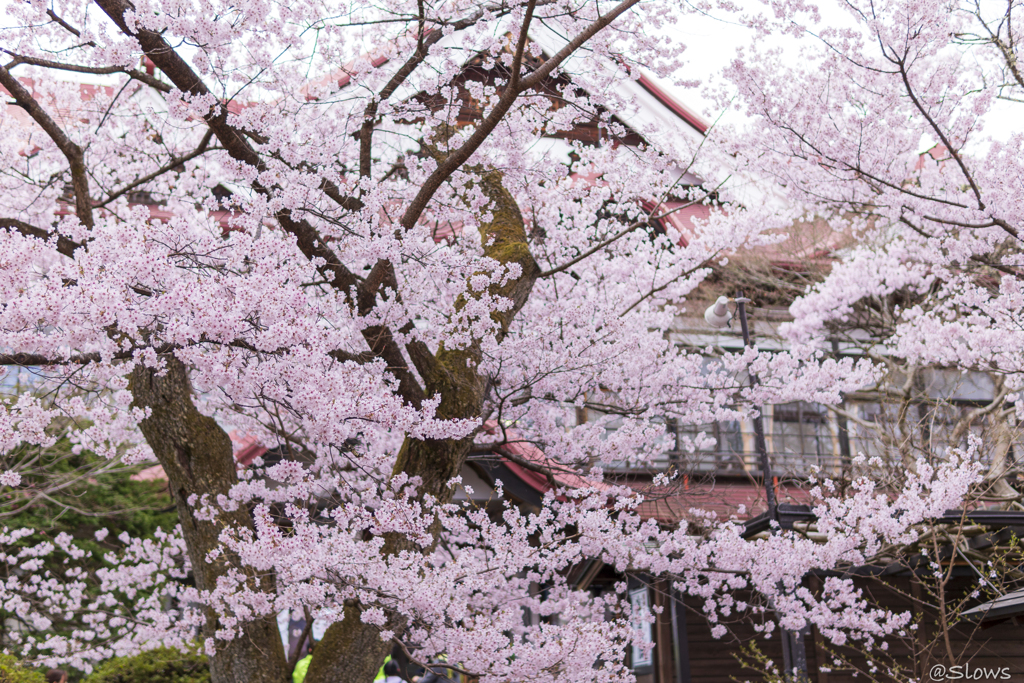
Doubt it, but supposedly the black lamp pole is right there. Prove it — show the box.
[733,290,808,683]
[735,290,778,523]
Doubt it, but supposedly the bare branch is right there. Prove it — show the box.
[1,52,171,93]
[97,129,218,207]
[891,55,987,212]
[0,343,173,367]
[538,200,707,278]
[0,63,94,228]
[45,9,94,43]
[509,0,538,89]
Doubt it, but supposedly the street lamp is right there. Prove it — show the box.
[703,291,777,522]
[703,296,733,329]
[704,290,808,683]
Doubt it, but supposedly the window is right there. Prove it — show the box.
[771,402,831,474]
[716,420,745,457]
[672,420,747,473]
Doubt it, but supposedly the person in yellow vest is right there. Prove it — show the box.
[373,655,394,682]
[293,642,315,683]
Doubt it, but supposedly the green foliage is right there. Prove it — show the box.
[1,374,177,537]
[82,648,209,683]
[1,437,179,652]
[4,462,177,545]
[732,641,784,683]
[0,654,46,683]
[1,434,177,566]
[3,436,177,536]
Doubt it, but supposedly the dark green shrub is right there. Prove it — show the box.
[83,648,209,683]
[0,655,46,683]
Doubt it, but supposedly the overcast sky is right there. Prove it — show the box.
[661,1,1023,146]
[2,0,1021,144]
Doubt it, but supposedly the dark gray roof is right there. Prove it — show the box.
[962,587,1024,622]
[742,506,1024,539]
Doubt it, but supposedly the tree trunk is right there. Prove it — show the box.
[304,167,538,683]
[130,358,289,683]
[984,408,1020,503]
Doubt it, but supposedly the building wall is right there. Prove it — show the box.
[644,577,1024,683]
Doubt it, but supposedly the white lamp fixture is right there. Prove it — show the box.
[704,296,732,329]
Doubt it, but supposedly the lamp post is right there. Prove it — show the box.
[735,292,778,524]
[704,292,777,521]
[704,291,808,683]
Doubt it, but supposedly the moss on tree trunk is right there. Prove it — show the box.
[130,360,288,683]
[303,168,538,683]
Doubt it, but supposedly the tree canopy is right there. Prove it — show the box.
[1,0,1021,680]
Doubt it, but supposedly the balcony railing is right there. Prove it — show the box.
[604,401,1021,477]
[624,449,853,477]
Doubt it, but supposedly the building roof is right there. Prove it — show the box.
[963,587,1024,623]
[129,431,268,481]
[742,505,1024,538]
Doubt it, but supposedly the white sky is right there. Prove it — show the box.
[661,9,759,127]
[658,1,1023,145]
[2,0,1021,143]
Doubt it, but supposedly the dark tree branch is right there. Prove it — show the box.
[1,217,82,258]
[92,0,427,407]
[398,0,642,233]
[0,63,94,228]
[92,0,360,293]
[898,215,1022,278]
[890,54,987,213]
[45,9,94,43]
[97,129,217,207]
[509,0,537,89]
[0,339,382,368]
[328,349,378,364]
[537,200,707,278]
[1,52,171,92]
[357,1,539,182]
[0,343,176,367]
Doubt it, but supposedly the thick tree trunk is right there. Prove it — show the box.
[304,168,538,683]
[130,359,288,683]
[94,0,539,666]
[303,433,479,683]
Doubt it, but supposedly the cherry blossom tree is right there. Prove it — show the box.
[684,0,1024,672]
[720,0,1024,414]
[0,0,998,680]
[709,0,1024,509]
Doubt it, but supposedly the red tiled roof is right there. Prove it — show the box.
[127,431,268,481]
[625,478,815,526]
[482,420,614,496]
[634,72,709,134]
[126,428,801,528]
[232,432,269,467]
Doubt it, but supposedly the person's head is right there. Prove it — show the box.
[46,670,68,683]
[384,660,400,678]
